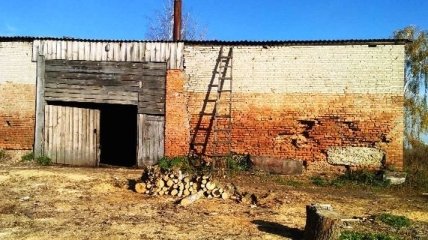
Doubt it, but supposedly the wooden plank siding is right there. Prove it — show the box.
[137,114,165,166]
[33,40,184,69]
[44,60,166,114]
[44,105,100,166]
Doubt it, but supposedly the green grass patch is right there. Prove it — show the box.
[311,170,391,188]
[225,153,251,173]
[378,213,411,229]
[157,156,194,173]
[21,152,34,162]
[340,231,399,240]
[35,156,52,166]
[310,176,330,187]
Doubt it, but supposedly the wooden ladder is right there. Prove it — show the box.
[212,47,233,161]
[190,46,233,165]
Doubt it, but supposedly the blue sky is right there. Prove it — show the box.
[0,0,427,40]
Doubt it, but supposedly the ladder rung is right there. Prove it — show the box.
[209,84,219,87]
[218,89,232,93]
[197,127,210,131]
[219,65,232,68]
[200,112,214,116]
[204,99,217,102]
[220,56,232,59]
[193,143,205,146]
[219,77,232,80]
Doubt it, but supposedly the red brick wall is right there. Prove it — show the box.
[164,71,404,170]
[186,93,403,169]
[165,70,190,156]
[0,83,36,150]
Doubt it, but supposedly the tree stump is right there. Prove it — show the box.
[304,204,341,240]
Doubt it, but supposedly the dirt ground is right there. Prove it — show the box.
[0,161,427,240]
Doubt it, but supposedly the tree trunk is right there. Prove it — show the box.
[304,204,341,240]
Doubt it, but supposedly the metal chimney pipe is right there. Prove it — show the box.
[173,0,182,41]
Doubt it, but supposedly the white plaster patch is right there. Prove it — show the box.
[327,147,384,167]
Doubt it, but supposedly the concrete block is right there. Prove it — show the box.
[251,156,303,175]
[327,147,384,167]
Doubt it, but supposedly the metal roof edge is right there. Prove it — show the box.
[0,36,410,45]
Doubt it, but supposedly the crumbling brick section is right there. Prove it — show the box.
[185,93,403,170]
[0,83,36,149]
[165,70,190,156]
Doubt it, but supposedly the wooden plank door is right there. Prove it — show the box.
[137,114,165,166]
[44,105,100,166]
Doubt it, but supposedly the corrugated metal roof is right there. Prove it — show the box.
[0,35,409,45]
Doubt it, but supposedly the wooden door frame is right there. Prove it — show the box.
[34,56,166,166]
[34,55,45,158]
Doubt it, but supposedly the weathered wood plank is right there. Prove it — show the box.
[170,43,177,69]
[45,96,138,106]
[45,81,140,90]
[44,105,50,159]
[96,42,102,61]
[45,71,147,82]
[46,60,165,71]
[45,89,138,100]
[34,55,46,158]
[78,42,84,61]
[88,109,93,166]
[73,107,79,165]
[79,109,87,166]
[60,41,67,59]
[51,105,57,162]
[95,109,100,166]
[45,97,137,106]
[177,42,184,69]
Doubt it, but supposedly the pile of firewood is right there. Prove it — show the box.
[134,167,230,200]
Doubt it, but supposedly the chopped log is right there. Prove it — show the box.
[304,204,341,240]
[166,179,174,187]
[171,189,178,196]
[180,191,204,206]
[206,182,216,190]
[183,189,190,196]
[135,183,146,193]
[221,192,229,200]
[156,179,165,188]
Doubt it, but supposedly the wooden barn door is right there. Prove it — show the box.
[137,114,165,166]
[44,105,100,166]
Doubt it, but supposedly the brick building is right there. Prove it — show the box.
[0,37,406,173]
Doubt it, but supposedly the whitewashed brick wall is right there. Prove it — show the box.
[184,44,405,94]
[0,41,36,84]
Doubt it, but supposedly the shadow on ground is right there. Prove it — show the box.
[252,220,304,240]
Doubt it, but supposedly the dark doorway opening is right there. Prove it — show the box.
[100,104,137,167]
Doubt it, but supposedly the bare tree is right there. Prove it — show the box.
[145,0,207,40]
[394,26,428,142]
